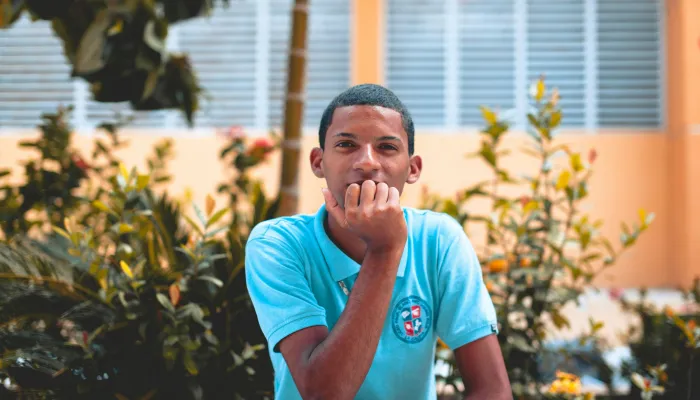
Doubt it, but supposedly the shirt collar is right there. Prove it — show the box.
[313,204,409,282]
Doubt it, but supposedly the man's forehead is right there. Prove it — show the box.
[334,104,402,120]
[329,105,405,136]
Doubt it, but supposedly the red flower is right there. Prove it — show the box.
[247,138,275,161]
[71,154,90,171]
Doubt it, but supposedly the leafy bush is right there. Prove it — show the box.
[424,78,654,399]
[0,110,279,399]
[617,281,700,400]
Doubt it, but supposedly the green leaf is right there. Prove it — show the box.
[156,293,175,313]
[183,214,204,236]
[193,203,207,227]
[136,174,150,191]
[551,309,571,330]
[0,169,9,179]
[555,170,571,190]
[480,106,497,125]
[197,275,223,287]
[117,223,134,234]
[92,200,116,216]
[570,153,584,172]
[184,353,199,376]
[206,208,229,228]
[508,334,536,353]
[534,79,545,102]
[204,226,229,239]
[479,141,497,168]
[589,318,604,333]
[176,245,197,261]
[581,252,602,264]
[51,226,71,240]
[550,110,562,129]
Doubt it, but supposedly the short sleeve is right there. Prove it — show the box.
[434,216,498,350]
[245,230,327,353]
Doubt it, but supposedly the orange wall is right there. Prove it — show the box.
[1,0,698,288]
[0,129,673,288]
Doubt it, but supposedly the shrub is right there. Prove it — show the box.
[424,78,654,399]
[0,110,279,399]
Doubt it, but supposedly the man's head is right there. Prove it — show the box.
[310,84,422,208]
[318,84,415,156]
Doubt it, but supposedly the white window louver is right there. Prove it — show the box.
[385,0,664,131]
[0,0,351,132]
[0,17,73,129]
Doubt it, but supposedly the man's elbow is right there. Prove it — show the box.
[298,374,355,400]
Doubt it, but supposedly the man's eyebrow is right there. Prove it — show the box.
[331,132,402,142]
[332,132,357,139]
[376,135,401,142]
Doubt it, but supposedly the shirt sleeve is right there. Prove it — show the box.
[245,226,328,353]
[434,215,499,350]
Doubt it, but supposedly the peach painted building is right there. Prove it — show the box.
[0,0,698,288]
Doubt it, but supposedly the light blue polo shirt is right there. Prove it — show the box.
[245,204,498,399]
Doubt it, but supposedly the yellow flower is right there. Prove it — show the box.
[548,371,582,396]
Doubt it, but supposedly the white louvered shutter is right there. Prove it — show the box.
[0,16,73,129]
[178,0,258,129]
[386,0,446,129]
[268,0,351,130]
[459,0,517,126]
[597,0,662,128]
[385,0,663,131]
[527,0,586,127]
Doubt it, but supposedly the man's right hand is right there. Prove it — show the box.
[322,180,407,252]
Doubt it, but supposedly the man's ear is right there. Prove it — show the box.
[406,155,423,184]
[310,147,325,178]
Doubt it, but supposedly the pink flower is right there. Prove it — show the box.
[588,149,598,164]
[218,125,246,141]
[609,287,623,300]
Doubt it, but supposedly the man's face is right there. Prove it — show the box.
[310,105,422,209]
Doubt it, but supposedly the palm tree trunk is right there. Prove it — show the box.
[277,0,309,217]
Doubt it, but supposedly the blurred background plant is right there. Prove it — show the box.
[425,78,654,400]
[0,107,279,399]
[0,0,241,126]
[616,280,700,400]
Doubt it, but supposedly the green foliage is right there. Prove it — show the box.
[0,110,279,399]
[424,78,653,399]
[0,1,234,126]
[617,281,700,400]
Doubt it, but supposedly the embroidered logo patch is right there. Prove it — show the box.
[391,296,432,344]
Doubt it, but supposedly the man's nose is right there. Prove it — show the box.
[353,145,381,173]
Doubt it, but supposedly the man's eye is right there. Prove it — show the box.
[380,144,398,150]
[336,141,354,148]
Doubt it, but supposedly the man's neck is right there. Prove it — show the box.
[325,213,367,265]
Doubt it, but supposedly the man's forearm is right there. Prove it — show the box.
[304,247,403,399]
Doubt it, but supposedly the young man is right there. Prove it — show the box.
[245,84,511,399]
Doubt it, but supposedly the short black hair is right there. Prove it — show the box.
[318,84,415,155]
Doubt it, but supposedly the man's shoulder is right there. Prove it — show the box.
[404,207,465,238]
[248,212,316,244]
